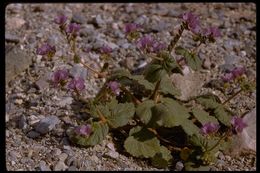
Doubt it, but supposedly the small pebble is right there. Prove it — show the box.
[175,161,184,171]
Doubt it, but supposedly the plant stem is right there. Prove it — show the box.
[120,86,142,105]
[150,79,161,103]
[207,131,231,152]
[191,41,202,54]
[168,22,185,52]
[222,88,243,105]
[97,108,107,124]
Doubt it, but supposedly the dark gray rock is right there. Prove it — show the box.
[18,115,28,129]
[5,45,33,84]
[5,33,20,43]
[35,116,60,134]
[72,13,86,24]
[27,131,41,138]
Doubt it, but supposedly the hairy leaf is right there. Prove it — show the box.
[136,100,155,124]
[107,102,135,128]
[192,107,219,124]
[124,126,161,158]
[151,98,190,128]
[151,146,173,168]
[130,75,155,90]
[144,64,167,83]
[175,46,202,71]
[109,68,131,79]
[196,94,221,109]
[213,106,232,126]
[68,122,109,146]
[160,75,181,96]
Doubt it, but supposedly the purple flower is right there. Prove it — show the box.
[202,26,221,38]
[66,23,80,36]
[231,116,247,133]
[75,124,92,136]
[54,14,67,25]
[221,72,234,83]
[107,81,121,95]
[231,66,246,78]
[151,41,167,53]
[200,122,220,135]
[36,43,56,56]
[136,35,155,53]
[52,69,69,86]
[124,23,141,34]
[100,45,113,54]
[68,77,85,92]
[181,12,201,34]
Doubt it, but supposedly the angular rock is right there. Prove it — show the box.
[18,115,28,129]
[5,17,26,30]
[35,74,50,91]
[72,13,86,24]
[5,45,33,84]
[170,69,209,101]
[57,97,73,107]
[69,64,88,80]
[54,161,68,171]
[175,161,184,171]
[35,116,60,134]
[5,33,20,43]
[39,160,51,171]
[27,131,41,139]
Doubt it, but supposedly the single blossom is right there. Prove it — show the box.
[100,45,113,54]
[136,35,155,52]
[231,116,247,133]
[36,43,56,56]
[181,12,201,34]
[68,77,85,92]
[124,23,141,34]
[107,81,121,95]
[221,72,234,83]
[52,69,69,86]
[66,23,80,36]
[75,124,92,136]
[200,122,220,135]
[231,66,246,78]
[151,41,167,53]
[54,14,67,25]
[202,26,221,38]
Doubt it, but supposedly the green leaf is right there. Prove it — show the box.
[151,98,190,128]
[196,94,221,109]
[181,119,201,136]
[130,75,155,90]
[68,122,109,146]
[144,64,167,83]
[136,100,155,124]
[175,46,202,71]
[213,106,232,126]
[109,68,131,79]
[192,108,219,124]
[107,102,135,128]
[189,134,207,151]
[124,126,161,158]
[160,75,181,96]
[159,51,182,74]
[151,146,173,168]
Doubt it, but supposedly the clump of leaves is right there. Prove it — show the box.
[37,11,255,170]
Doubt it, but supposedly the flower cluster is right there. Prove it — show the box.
[68,77,86,92]
[221,66,246,83]
[54,14,67,26]
[100,45,113,54]
[124,23,141,34]
[231,116,247,134]
[136,35,166,53]
[107,81,121,95]
[51,69,69,87]
[36,43,56,56]
[200,122,220,136]
[180,12,221,41]
[75,124,92,136]
[66,23,81,37]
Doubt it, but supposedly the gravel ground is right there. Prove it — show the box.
[5,3,256,171]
